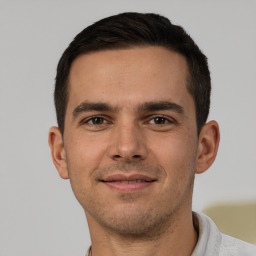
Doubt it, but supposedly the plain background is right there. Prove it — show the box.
[1,1,255,255]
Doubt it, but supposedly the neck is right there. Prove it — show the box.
[86,210,198,256]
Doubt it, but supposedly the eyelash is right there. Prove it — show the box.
[80,115,176,126]
[80,116,110,125]
[147,115,176,125]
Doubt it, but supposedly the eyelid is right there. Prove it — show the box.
[146,115,177,124]
[78,114,177,126]
[79,115,112,125]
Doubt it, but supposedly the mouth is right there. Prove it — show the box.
[100,174,157,193]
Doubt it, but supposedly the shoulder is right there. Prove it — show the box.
[220,234,256,256]
[192,212,256,256]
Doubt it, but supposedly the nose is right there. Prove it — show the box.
[108,122,148,162]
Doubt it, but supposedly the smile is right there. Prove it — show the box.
[108,180,150,183]
[101,174,157,193]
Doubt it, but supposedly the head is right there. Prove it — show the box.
[54,12,211,136]
[49,12,219,239]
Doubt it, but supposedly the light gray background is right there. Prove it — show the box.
[1,1,255,255]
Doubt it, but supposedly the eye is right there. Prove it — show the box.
[82,116,108,125]
[148,116,173,125]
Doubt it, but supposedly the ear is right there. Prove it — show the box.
[195,121,220,174]
[48,127,69,179]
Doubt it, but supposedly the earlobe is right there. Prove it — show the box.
[48,127,69,179]
[195,121,220,174]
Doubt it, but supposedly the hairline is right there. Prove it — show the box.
[62,45,197,135]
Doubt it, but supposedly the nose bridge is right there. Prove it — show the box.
[108,117,147,161]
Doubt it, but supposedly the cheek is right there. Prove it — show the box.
[64,137,102,206]
[67,132,106,166]
[149,132,197,177]
[64,135,106,190]
[150,133,197,206]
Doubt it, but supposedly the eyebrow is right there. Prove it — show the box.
[138,101,184,114]
[72,101,117,119]
[72,100,184,120]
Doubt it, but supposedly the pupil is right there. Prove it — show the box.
[93,117,103,124]
[155,117,165,124]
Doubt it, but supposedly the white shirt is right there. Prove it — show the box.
[85,212,256,256]
[192,212,256,255]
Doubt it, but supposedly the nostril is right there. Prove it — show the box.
[112,154,141,160]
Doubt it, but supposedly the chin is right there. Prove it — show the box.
[92,206,176,240]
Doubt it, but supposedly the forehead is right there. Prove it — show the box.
[67,46,193,112]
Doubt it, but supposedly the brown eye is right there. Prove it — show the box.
[153,117,167,124]
[149,116,171,125]
[87,117,106,125]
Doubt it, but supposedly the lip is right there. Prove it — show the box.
[102,174,156,182]
[100,174,157,193]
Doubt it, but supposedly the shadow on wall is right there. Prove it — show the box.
[203,201,256,245]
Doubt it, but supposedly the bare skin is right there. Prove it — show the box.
[49,46,220,256]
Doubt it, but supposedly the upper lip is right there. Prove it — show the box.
[101,174,157,182]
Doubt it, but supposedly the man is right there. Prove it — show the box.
[48,12,256,256]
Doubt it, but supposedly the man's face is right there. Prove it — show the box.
[60,46,200,236]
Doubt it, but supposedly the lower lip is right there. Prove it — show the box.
[102,181,154,193]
